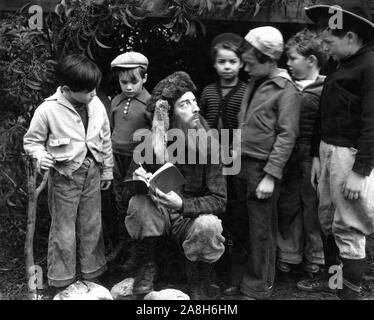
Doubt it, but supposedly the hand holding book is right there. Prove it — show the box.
[122,162,186,196]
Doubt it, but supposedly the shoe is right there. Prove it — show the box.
[303,262,321,274]
[186,261,213,300]
[297,277,337,293]
[277,261,292,273]
[133,261,157,295]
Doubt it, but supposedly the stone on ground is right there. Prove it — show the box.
[144,288,190,300]
[53,280,113,300]
[110,278,135,300]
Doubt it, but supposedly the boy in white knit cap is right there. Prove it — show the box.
[233,26,301,299]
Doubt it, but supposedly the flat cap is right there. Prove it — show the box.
[110,51,148,70]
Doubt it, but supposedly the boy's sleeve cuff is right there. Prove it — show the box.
[263,162,282,180]
[100,169,113,181]
[352,161,373,177]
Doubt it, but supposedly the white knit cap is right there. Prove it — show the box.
[244,26,284,60]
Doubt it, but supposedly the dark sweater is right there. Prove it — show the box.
[199,81,247,131]
[110,88,151,156]
[297,76,325,145]
[311,46,374,176]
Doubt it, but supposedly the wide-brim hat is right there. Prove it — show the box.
[305,0,374,29]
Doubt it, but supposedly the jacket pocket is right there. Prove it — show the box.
[47,137,73,162]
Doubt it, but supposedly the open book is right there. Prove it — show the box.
[122,162,186,195]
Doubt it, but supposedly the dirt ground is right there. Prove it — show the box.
[1,212,374,301]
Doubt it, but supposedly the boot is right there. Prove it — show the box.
[133,237,158,295]
[186,260,213,300]
[339,258,365,300]
[297,234,340,293]
[116,240,147,274]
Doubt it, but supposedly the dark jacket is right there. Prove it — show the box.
[311,46,374,176]
[238,68,301,179]
[297,76,325,145]
[124,130,227,219]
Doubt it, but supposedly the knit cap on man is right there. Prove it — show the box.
[110,51,149,70]
[244,26,284,61]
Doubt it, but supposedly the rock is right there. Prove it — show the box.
[144,289,190,300]
[53,280,113,300]
[110,278,135,300]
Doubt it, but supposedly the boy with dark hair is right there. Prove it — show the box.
[297,0,374,300]
[277,29,328,275]
[23,54,113,291]
[235,26,301,299]
[108,52,151,265]
[199,32,247,295]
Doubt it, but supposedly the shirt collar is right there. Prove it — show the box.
[114,88,150,107]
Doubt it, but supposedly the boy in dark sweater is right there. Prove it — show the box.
[297,0,374,300]
[199,33,247,295]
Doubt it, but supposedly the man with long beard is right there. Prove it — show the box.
[121,71,227,300]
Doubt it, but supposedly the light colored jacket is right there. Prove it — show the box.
[23,87,113,180]
[238,68,300,179]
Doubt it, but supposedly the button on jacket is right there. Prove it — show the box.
[23,87,114,180]
[238,68,301,179]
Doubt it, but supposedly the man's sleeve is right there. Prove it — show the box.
[199,87,208,118]
[263,87,300,179]
[100,106,114,181]
[353,63,374,176]
[180,163,227,219]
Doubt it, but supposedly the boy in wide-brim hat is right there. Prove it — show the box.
[296,0,374,300]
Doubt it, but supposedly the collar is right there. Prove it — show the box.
[340,45,372,65]
[45,87,93,116]
[113,88,150,107]
[250,68,293,89]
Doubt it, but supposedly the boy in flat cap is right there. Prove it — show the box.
[297,0,374,300]
[235,26,300,299]
[23,54,113,291]
[108,51,151,266]
[199,32,247,296]
[123,71,226,300]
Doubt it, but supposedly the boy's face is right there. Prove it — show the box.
[172,91,200,130]
[64,87,97,105]
[320,29,351,61]
[119,71,146,98]
[286,47,312,80]
[242,48,273,79]
[214,48,243,82]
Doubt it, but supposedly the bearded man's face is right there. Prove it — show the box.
[172,91,201,130]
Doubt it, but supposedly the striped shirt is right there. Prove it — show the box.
[199,81,247,131]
